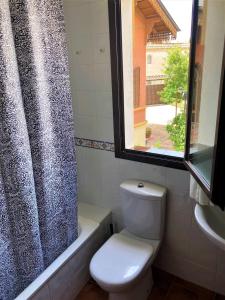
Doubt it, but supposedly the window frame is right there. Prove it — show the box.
[108,0,196,170]
[184,0,225,209]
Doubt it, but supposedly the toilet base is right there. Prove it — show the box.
[108,267,153,300]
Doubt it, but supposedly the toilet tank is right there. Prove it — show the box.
[120,180,166,240]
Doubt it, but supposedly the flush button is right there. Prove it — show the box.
[138,182,144,188]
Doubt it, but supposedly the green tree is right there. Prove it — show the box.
[159,47,189,115]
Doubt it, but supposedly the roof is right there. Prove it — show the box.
[136,0,180,39]
[157,0,180,32]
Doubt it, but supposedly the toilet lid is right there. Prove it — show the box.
[90,233,153,287]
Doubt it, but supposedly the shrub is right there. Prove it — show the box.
[166,112,186,151]
[153,141,162,148]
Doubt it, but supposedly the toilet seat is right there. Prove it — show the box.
[90,233,154,292]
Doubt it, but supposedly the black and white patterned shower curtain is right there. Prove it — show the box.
[0,0,78,299]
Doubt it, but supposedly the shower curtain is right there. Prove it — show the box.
[0,0,78,299]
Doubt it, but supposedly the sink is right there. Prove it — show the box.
[194,204,225,250]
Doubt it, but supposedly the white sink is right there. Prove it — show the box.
[194,204,225,251]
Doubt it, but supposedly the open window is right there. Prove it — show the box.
[108,0,194,169]
[185,0,225,210]
[108,0,225,210]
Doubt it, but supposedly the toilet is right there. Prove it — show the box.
[90,179,166,300]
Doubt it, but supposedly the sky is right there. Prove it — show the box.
[161,0,193,42]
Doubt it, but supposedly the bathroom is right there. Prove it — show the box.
[1,0,225,299]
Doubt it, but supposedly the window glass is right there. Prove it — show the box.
[147,55,152,64]
[189,0,225,185]
[121,0,193,157]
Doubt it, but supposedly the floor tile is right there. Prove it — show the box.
[149,286,167,300]
[165,283,198,300]
[76,280,107,300]
[152,267,174,292]
[215,295,225,300]
[174,276,215,300]
[75,268,220,300]
[150,267,174,299]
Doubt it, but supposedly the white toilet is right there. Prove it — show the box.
[90,179,166,300]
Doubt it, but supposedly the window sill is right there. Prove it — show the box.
[115,148,187,170]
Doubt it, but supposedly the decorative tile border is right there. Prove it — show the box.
[75,137,115,152]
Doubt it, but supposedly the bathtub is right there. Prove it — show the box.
[15,202,112,300]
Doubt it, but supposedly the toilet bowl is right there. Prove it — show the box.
[90,230,160,300]
[90,180,166,300]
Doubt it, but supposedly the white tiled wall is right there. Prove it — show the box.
[64,0,113,143]
[63,0,225,295]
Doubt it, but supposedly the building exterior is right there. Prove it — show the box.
[133,0,179,147]
[146,43,190,106]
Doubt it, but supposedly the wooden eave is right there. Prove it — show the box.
[136,0,180,38]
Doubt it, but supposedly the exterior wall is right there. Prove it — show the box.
[146,48,168,77]
[133,7,147,109]
[134,108,146,124]
[121,0,134,149]
[133,6,148,146]
[64,0,225,296]
[134,122,147,146]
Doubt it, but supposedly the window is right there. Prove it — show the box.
[185,0,225,209]
[108,0,225,209]
[147,55,152,64]
[108,0,194,169]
